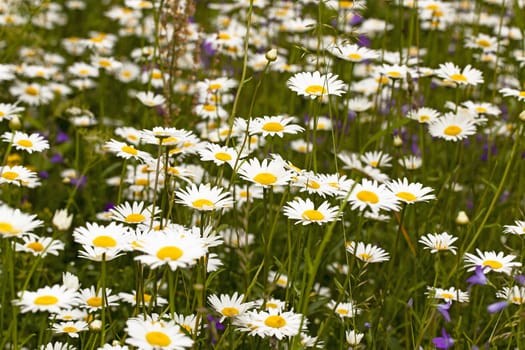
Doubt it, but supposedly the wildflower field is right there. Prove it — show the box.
[2,0,525,348]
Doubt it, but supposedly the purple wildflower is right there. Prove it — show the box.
[432,328,455,349]
[51,153,65,164]
[437,301,452,322]
[56,130,70,143]
[467,266,488,288]
[487,301,509,314]
[514,274,525,286]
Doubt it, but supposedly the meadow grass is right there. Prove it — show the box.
[1,0,525,349]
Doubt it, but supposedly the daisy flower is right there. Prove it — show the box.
[406,107,441,124]
[237,158,294,188]
[0,102,24,121]
[249,115,304,138]
[125,317,193,349]
[52,209,73,231]
[73,221,133,252]
[293,172,339,197]
[76,286,120,312]
[9,82,54,106]
[268,271,288,288]
[198,142,240,167]
[119,290,168,307]
[15,284,78,313]
[134,229,208,271]
[15,233,64,257]
[78,245,125,262]
[375,63,409,80]
[196,77,237,93]
[287,71,346,99]
[115,126,142,145]
[140,127,194,147]
[346,329,365,346]
[104,139,150,161]
[52,321,88,338]
[503,220,525,235]
[327,300,361,318]
[193,103,229,120]
[136,91,166,107]
[465,33,499,51]
[40,342,76,350]
[175,183,233,211]
[361,151,392,168]
[464,249,522,275]
[387,177,436,204]
[346,241,390,263]
[419,232,458,254]
[426,286,469,303]
[428,113,477,141]
[499,87,525,102]
[329,43,379,62]
[68,62,99,78]
[283,197,340,225]
[208,292,254,322]
[110,201,160,225]
[435,62,484,86]
[399,155,422,170]
[173,313,199,335]
[2,131,49,153]
[344,179,399,214]
[0,204,43,237]
[0,165,40,187]
[496,286,525,305]
[234,308,305,340]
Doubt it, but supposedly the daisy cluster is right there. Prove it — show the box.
[1,0,525,349]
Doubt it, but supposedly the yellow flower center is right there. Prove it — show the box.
[475,107,487,113]
[266,302,278,309]
[377,76,390,84]
[215,152,232,161]
[25,86,39,96]
[192,198,215,209]
[419,115,430,122]
[519,91,525,97]
[78,69,90,76]
[301,209,325,221]
[340,1,354,7]
[203,104,216,112]
[122,71,132,78]
[146,331,171,346]
[336,308,348,315]
[17,139,33,148]
[482,260,503,269]
[388,71,401,78]
[264,315,286,328]
[143,293,152,302]
[217,33,231,40]
[476,39,491,47]
[87,296,103,307]
[262,122,284,132]
[63,326,78,333]
[253,172,277,185]
[2,171,19,180]
[92,235,117,248]
[369,161,379,167]
[0,222,18,234]
[396,191,417,202]
[156,246,183,260]
[151,71,162,79]
[347,53,362,60]
[359,253,371,261]
[306,180,320,189]
[34,295,58,305]
[305,85,327,95]
[121,145,138,155]
[512,296,522,303]
[209,83,222,90]
[450,73,467,82]
[0,111,4,117]
[221,307,239,317]
[356,190,379,204]
[27,242,45,252]
[125,213,145,223]
[99,60,111,68]
[135,178,149,186]
[441,292,454,299]
[444,125,462,136]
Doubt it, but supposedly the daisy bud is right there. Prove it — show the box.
[455,211,469,225]
[265,48,278,62]
[53,209,73,230]
[9,116,21,130]
[393,135,403,146]
[62,272,80,291]
[89,319,102,331]
[519,110,525,121]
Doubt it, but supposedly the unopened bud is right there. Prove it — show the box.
[519,110,525,121]
[393,135,403,147]
[455,211,469,225]
[89,319,102,330]
[9,116,21,130]
[265,48,277,62]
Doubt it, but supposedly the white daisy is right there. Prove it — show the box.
[175,183,233,211]
[387,177,436,204]
[426,286,469,303]
[346,241,390,263]
[344,179,399,213]
[464,249,522,275]
[435,62,484,86]
[249,115,304,138]
[419,232,458,254]
[237,158,294,188]
[287,71,346,99]
[428,113,477,141]
[208,292,254,322]
[136,91,166,107]
[283,197,340,225]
